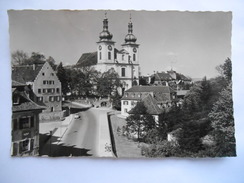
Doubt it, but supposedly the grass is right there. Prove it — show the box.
[109,112,144,158]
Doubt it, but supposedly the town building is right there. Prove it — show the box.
[76,14,140,93]
[11,80,45,156]
[121,86,177,118]
[151,70,192,90]
[12,61,62,121]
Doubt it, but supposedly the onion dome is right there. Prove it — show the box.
[99,14,113,41]
[125,17,137,43]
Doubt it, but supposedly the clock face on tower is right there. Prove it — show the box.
[108,45,112,51]
[99,45,102,50]
[133,47,137,53]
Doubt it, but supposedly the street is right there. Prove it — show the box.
[40,103,114,157]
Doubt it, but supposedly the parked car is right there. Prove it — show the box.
[74,114,80,119]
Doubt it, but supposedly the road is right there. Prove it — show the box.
[50,104,114,157]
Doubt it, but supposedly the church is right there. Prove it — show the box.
[77,14,140,93]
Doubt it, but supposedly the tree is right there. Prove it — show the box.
[57,62,69,95]
[11,50,29,65]
[46,56,56,69]
[208,84,236,156]
[126,102,155,141]
[139,76,148,85]
[97,68,121,97]
[79,66,100,96]
[216,58,232,82]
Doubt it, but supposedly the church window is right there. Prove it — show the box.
[121,68,126,77]
[99,52,102,60]
[122,55,124,60]
[108,52,111,60]
[133,54,136,61]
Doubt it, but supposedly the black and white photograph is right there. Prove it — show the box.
[9,10,235,158]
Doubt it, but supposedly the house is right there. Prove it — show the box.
[76,14,140,93]
[128,94,162,123]
[11,80,45,156]
[12,61,62,121]
[121,86,177,117]
[151,70,192,91]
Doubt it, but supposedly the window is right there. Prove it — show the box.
[38,97,43,102]
[42,73,45,76]
[108,52,111,60]
[56,88,60,93]
[43,80,46,85]
[123,101,128,105]
[138,93,141,98]
[43,89,46,93]
[19,116,32,129]
[125,93,128,97]
[51,73,54,76]
[122,54,124,60]
[133,54,136,61]
[49,96,54,102]
[38,89,41,94]
[20,139,30,152]
[13,95,20,105]
[121,68,125,77]
[99,52,102,60]
[56,96,60,102]
[12,119,18,130]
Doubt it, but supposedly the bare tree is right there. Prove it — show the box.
[11,50,29,66]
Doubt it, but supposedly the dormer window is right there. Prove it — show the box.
[13,95,20,105]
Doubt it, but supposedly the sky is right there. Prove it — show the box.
[8,10,232,79]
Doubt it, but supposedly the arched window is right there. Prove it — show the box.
[108,52,111,60]
[121,68,126,77]
[99,52,102,60]
[133,54,136,61]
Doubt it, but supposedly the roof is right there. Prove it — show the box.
[12,85,46,112]
[176,73,191,81]
[12,64,43,83]
[155,72,172,81]
[12,80,26,87]
[177,90,189,96]
[125,85,175,93]
[129,94,162,115]
[76,52,97,67]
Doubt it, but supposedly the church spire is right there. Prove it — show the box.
[99,12,113,41]
[125,14,137,43]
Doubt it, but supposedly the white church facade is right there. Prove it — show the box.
[77,14,140,93]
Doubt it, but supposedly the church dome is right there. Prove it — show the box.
[124,17,137,44]
[125,33,137,43]
[99,30,113,41]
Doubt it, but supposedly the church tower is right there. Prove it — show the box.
[97,13,115,64]
[121,15,139,65]
[121,15,140,88]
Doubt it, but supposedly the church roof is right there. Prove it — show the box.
[76,52,97,67]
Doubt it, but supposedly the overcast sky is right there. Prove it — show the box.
[8,10,232,78]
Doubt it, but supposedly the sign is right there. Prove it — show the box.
[22,130,31,138]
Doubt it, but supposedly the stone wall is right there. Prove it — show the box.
[39,111,64,122]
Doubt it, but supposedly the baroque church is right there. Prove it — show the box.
[77,14,140,93]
